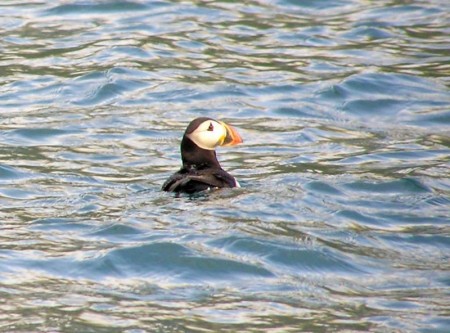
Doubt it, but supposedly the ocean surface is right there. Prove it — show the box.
[0,1,449,332]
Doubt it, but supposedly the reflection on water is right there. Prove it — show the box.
[0,0,449,332]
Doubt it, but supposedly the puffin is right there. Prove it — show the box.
[162,117,243,194]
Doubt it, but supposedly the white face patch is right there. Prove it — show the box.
[187,120,226,150]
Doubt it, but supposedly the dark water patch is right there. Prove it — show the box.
[58,151,122,164]
[358,3,444,25]
[273,106,323,119]
[342,72,446,95]
[334,73,449,125]
[375,213,449,227]
[143,86,198,103]
[2,128,81,146]
[342,25,395,41]
[110,46,152,59]
[73,82,125,106]
[342,178,430,194]
[43,1,152,16]
[30,218,93,233]
[209,235,364,275]
[0,164,30,182]
[73,71,108,82]
[379,233,450,251]
[0,78,69,109]
[278,0,357,11]
[424,195,450,208]
[304,180,343,196]
[190,86,249,101]
[419,317,450,333]
[342,98,409,118]
[336,149,449,171]
[12,242,275,282]
[410,109,450,127]
[88,223,145,242]
[0,187,43,200]
[335,209,381,227]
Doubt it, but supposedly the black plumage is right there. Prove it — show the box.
[162,117,242,194]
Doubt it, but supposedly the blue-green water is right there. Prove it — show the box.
[1,1,449,332]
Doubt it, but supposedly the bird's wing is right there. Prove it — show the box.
[162,169,233,193]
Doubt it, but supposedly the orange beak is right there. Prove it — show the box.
[220,121,243,146]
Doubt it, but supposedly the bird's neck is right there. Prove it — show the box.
[181,137,221,169]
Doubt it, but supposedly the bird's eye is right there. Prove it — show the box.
[207,122,214,131]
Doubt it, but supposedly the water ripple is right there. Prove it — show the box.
[0,0,449,332]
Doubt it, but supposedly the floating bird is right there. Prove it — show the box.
[162,117,243,194]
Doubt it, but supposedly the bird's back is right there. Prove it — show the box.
[162,167,237,194]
